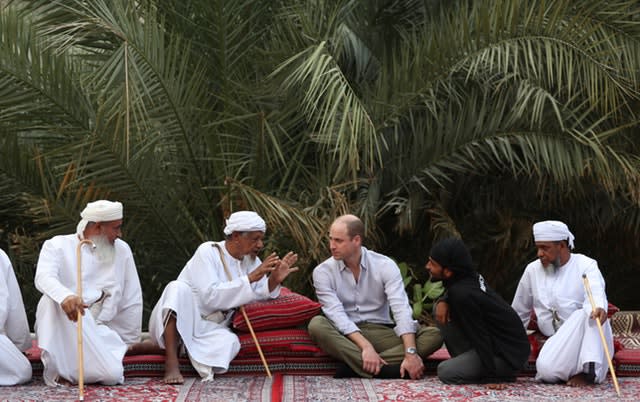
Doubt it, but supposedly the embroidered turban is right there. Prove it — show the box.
[430,238,474,274]
[76,200,123,239]
[533,220,575,249]
[223,211,266,235]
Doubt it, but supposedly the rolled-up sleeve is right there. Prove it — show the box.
[381,261,418,336]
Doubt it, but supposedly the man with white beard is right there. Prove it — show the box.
[148,211,298,384]
[34,200,143,386]
[0,249,32,385]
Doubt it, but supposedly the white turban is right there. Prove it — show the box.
[533,220,575,249]
[223,211,266,236]
[76,200,123,239]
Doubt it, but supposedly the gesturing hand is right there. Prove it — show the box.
[248,252,280,283]
[270,252,299,284]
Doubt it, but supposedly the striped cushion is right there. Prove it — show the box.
[614,348,640,377]
[233,287,321,332]
[236,328,323,357]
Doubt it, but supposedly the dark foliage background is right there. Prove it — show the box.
[1,0,639,329]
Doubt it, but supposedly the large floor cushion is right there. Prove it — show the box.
[232,287,321,332]
[26,310,640,379]
[236,328,323,358]
[27,328,336,378]
[612,311,640,349]
[612,311,640,377]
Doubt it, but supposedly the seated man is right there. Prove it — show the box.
[0,249,32,385]
[308,214,442,379]
[35,200,144,386]
[427,238,530,385]
[512,220,614,386]
[148,211,298,384]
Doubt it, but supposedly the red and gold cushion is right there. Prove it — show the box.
[236,328,323,358]
[232,287,321,332]
[614,348,640,377]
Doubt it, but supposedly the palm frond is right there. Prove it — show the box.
[273,41,383,182]
[224,178,327,262]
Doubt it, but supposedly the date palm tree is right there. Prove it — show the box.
[1,0,639,321]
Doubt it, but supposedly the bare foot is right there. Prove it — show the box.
[126,340,164,355]
[54,376,74,387]
[164,358,184,384]
[567,373,592,387]
[485,383,509,390]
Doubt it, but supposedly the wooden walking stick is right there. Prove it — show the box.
[213,244,271,378]
[239,305,272,378]
[76,239,95,401]
[582,274,620,397]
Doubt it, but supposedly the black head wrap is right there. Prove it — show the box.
[429,238,474,274]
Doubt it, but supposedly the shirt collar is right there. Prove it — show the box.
[337,247,367,272]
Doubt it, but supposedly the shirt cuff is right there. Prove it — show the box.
[269,284,282,298]
[394,320,419,337]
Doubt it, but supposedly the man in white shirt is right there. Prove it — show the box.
[512,220,613,386]
[308,214,442,379]
[0,249,32,385]
[148,211,298,384]
[35,200,143,386]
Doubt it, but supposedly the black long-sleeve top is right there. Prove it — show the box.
[444,273,530,375]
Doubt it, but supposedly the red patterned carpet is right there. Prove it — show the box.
[0,377,274,402]
[0,377,180,401]
[1,374,638,401]
[177,376,273,402]
[279,375,639,401]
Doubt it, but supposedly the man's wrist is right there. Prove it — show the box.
[405,346,418,356]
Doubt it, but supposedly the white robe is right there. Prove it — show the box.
[0,250,32,385]
[34,234,142,386]
[148,241,279,380]
[512,253,614,383]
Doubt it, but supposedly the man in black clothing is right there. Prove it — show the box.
[427,238,530,385]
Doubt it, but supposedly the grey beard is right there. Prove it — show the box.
[88,234,116,265]
[544,257,563,273]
